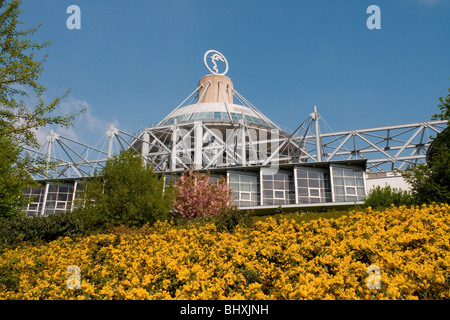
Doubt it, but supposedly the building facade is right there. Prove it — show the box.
[22,50,447,216]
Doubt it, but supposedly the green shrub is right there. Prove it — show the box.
[74,149,173,232]
[363,185,414,208]
[214,208,253,233]
[0,257,21,292]
[0,213,85,248]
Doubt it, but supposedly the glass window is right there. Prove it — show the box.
[297,170,308,178]
[58,193,68,201]
[31,188,42,194]
[357,187,366,196]
[295,168,331,204]
[263,180,273,189]
[274,181,284,189]
[346,187,356,195]
[263,190,273,197]
[274,190,285,199]
[344,169,354,177]
[309,179,320,188]
[355,171,364,178]
[298,179,308,187]
[345,177,356,186]
[333,168,343,177]
[262,171,294,205]
[229,173,260,207]
[333,176,344,185]
[356,177,365,186]
[298,188,308,196]
[229,174,239,183]
[335,186,345,195]
[308,171,319,179]
[56,202,66,210]
[240,192,251,200]
[309,188,320,197]
[331,166,366,202]
[47,193,57,201]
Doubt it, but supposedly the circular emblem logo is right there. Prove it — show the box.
[204,50,229,75]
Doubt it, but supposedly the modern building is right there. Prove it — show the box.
[22,50,447,216]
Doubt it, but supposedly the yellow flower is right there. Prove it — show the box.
[0,204,448,300]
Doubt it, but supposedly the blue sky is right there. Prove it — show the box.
[19,0,450,146]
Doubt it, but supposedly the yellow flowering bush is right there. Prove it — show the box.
[0,204,449,300]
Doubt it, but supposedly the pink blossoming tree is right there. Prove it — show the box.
[172,168,233,219]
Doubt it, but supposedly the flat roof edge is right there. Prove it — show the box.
[238,201,364,211]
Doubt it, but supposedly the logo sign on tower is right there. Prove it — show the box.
[204,50,229,75]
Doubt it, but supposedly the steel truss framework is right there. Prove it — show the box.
[24,108,447,181]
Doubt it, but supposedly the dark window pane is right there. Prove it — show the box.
[297,169,308,178]
[309,180,319,188]
[58,193,68,201]
[309,171,319,179]
[274,191,284,199]
[345,177,356,186]
[298,179,308,187]
[298,188,308,196]
[240,192,250,200]
[263,181,273,189]
[274,181,284,189]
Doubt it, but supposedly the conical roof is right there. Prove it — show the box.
[157,74,278,129]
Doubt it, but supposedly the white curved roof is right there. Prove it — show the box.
[158,102,277,128]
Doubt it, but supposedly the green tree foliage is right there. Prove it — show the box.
[0,136,33,218]
[75,149,173,231]
[432,86,450,122]
[363,185,414,208]
[402,86,450,205]
[0,0,84,218]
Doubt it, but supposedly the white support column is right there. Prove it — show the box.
[293,168,299,204]
[171,122,178,171]
[259,169,264,206]
[194,121,203,170]
[141,129,150,167]
[329,165,336,203]
[106,124,118,158]
[70,181,78,212]
[45,130,58,177]
[239,120,246,166]
[311,106,322,162]
[40,182,50,216]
